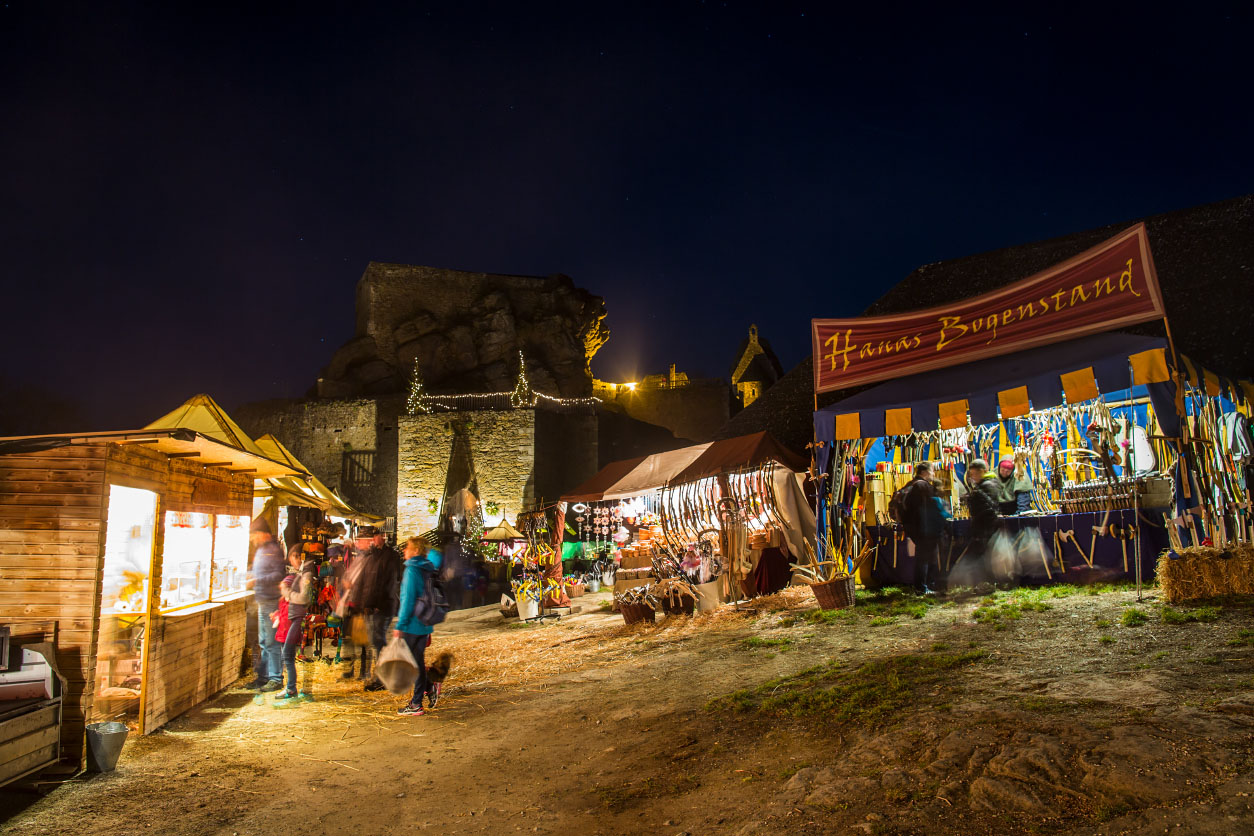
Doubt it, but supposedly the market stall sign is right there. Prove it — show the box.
[811,224,1165,393]
[191,478,231,509]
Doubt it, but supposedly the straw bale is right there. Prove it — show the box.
[1157,543,1254,604]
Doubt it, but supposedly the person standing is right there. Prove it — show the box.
[348,525,401,691]
[965,460,1002,539]
[247,518,285,692]
[992,457,1032,515]
[440,533,467,611]
[901,462,940,594]
[394,536,444,716]
[274,544,317,706]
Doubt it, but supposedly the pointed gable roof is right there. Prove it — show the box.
[145,394,269,459]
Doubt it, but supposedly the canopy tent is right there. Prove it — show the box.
[482,519,525,541]
[658,433,817,563]
[144,393,273,460]
[812,332,1182,474]
[253,433,383,523]
[146,394,380,523]
[598,443,713,500]
[668,431,808,485]
[562,455,648,503]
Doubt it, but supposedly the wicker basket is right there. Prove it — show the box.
[660,595,695,617]
[620,601,656,625]
[810,575,856,610]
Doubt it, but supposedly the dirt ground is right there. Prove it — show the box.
[3,583,1254,836]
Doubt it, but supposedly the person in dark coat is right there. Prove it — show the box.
[901,462,940,594]
[346,526,401,691]
[965,459,1004,543]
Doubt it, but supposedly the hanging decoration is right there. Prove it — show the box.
[406,361,431,415]
[510,350,535,408]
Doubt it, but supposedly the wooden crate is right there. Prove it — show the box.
[0,702,61,787]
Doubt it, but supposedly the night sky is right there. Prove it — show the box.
[2,3,1251,432]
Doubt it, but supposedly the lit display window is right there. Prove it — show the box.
[101,486,157,615]
[160,511,213,610]
[95,484,157,725]
[212,514,250,596]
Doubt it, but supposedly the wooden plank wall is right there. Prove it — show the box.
[104,443,252,516]
[0,444,109,766]
[108,444,253,734]
[0,442,255,762]
[142,597,248,732]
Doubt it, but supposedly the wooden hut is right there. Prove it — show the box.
[0,425,297,767]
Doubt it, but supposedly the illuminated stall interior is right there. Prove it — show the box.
[0,407,298,768]
[813,333,1253,586]
[562,432,815,601]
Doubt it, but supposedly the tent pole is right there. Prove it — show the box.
[1159,313,1202,544]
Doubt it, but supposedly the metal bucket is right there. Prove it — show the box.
[85,721,129,772]
[696,579,724,613]
[517,598,540,621]
[587,579,601,593]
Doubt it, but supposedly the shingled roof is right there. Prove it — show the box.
[719,193,1254,452]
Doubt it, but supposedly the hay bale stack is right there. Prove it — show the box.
[1157,543,1254,603]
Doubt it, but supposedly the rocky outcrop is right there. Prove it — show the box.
[318,263,609,398]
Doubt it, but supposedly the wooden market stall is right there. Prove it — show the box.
[561,432,816,610]
[808,223,1254,591]
[0,422,297,768]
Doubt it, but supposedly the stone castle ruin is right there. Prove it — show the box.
[237,262,780,529]
[315,263,610,398]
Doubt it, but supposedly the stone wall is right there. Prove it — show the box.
[534,410,599,505]
[395,408,600,537]
[234,396,403,522]
[601,380,732,443]
[396,410,536,537]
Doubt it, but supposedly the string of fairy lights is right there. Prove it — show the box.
[406,351,602,416]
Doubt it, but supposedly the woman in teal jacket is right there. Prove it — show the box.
[394,536,442,716]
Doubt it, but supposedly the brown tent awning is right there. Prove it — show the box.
[561,455,648,503]
[667,431,807,485]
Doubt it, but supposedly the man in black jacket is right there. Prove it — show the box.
[965,459,1003,544]
[901,462,939,594]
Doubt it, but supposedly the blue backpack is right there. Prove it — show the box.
[919,495,949,539]
[412,564,449,627]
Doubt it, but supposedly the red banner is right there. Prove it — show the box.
[812,224,1165,393]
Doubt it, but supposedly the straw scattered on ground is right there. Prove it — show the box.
[444,584,817,690]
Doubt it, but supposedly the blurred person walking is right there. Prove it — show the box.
[274,544,317,706]
[247,518,286,692]
[345,525,401,691]
[395,536,447,716]
[902,462,943,594]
